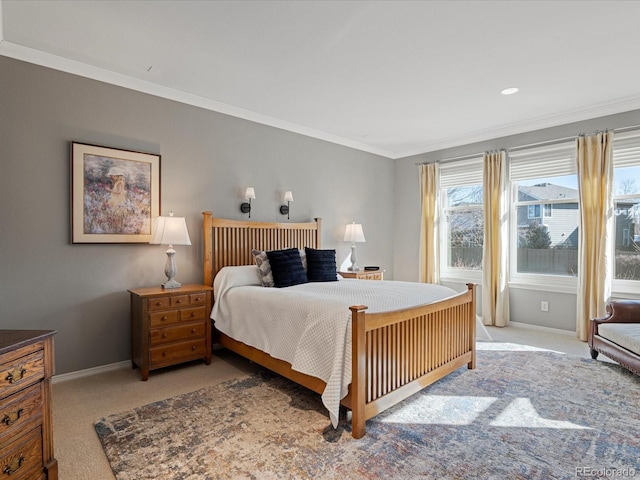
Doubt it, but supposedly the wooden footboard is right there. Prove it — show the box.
[349,284,476,438]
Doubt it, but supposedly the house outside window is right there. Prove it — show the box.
[439,157,484,281]
[509,142,579,291]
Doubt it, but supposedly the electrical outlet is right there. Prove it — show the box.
[541,301,549,312]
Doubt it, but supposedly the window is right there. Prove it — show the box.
[509,142,579,285]
[439,158,484,279]
[612,131,640,289]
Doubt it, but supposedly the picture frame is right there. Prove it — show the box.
[71,142,161,243]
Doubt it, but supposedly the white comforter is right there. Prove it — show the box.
[211,266,458,427]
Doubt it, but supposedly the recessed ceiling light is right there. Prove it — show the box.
[501,87,519,95]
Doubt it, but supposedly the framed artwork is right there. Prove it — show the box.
[71,142,161,243]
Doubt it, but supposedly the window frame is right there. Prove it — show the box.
[508,141,579,292]
[438,157,484,283]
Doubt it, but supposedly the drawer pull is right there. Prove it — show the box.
[191,328,196,334]
[5,368,27,384]
[162,333,168,339]
[162,316,168,321]
[3,455,25,475]
[176,299,183,304]
[2,409,24,426]
[155,301,162,306]
[162,351,167,357]
[191,345,197,351]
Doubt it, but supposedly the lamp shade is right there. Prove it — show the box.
[284,191,294,202]
[245,187,256,200]
[344,222,366,243]
[150,215,192,246]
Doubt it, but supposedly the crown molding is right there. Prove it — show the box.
[0,39,396,159]
[396,96,640,159]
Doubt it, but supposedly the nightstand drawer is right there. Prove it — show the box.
[0,383,42,443]
[148,297,171,311]
[0,351,45,399]
[170,295,189,308]
[189,292,207,305]
[149,310,180,327]
[0,425,43,479]
[180,306,207,322]
[149,323,206,346]
[150,340,207,365]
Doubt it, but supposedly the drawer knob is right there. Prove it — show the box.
[155,301,162,306]
[162,333,168,339]
[5,368,27,384]
[162,351,167,357]
[2,408,24,426]
[190,312,196,317]
[191,328,196,333]
[162,316,168,321]
[176,299,183,304]
[191,345,197,351]
[3,455,25,475]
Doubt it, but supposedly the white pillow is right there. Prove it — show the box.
[213,265,262,300]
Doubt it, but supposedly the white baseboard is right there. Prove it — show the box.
[506,321,576,337]
[52,360,130,384]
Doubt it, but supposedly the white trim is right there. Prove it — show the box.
[52,360,129,384]
[508,280,577,295]
[507,321,576,336]
[398,95,640,159]
[0,40,395,159]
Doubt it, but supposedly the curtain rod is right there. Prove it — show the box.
[416,124,640,165]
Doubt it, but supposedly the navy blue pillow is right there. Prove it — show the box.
[305,247,337,282]
[266,248,308,288]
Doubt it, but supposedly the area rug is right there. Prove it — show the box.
[95,343,640,480]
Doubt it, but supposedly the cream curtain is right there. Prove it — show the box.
[576,132,614,341]
[482,151,509,327]
[419,163,440,284]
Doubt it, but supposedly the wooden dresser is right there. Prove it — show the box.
[339,269,384,280]
[0,330,57,480]
[129,285,213,380]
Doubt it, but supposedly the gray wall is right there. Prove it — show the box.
[0,56,394,374]
[394,109,640,332]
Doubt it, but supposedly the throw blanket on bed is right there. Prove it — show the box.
[211,266,458,427]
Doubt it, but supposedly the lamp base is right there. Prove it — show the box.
[162,279,182,289]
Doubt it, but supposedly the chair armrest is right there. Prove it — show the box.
[593,300,640,325]
[589,300,640,347]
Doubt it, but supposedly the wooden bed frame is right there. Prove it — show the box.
[203,211,476,438]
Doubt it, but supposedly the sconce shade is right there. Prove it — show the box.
[245,187,256,200]
[150,215,192,246]
[284,191,294,203]
[344,222,366,243]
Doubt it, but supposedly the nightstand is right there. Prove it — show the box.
[339,269,384,280]
[129,284,213,380]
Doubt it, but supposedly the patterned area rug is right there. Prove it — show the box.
[95,343,640,480]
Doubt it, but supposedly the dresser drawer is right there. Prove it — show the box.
[0,425,43,480]
[180,306,207,322]
[0,383,42,443]
[150,339,207,365]
[149,310,180,328]
[149,323,206,346]
[0,351,45,399]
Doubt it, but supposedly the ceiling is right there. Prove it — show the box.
[3,0,640,159]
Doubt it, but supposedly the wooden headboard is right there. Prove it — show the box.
[202,211,322,286]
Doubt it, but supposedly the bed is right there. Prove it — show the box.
[203,212,476,438]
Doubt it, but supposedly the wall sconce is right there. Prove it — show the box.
[280,191,293,219]
[344,222,366,271]
[240,187,255,218]
[150,212,192,288]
